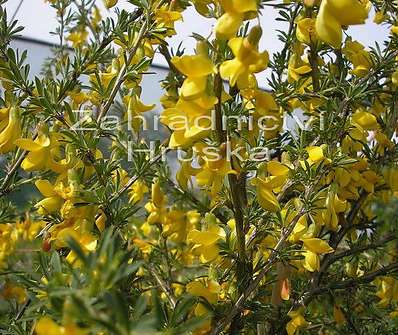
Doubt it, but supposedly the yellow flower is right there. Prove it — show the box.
[220,26,269,89]
[66,29,88,48]
[375,276,398,307]
[301,237,334,272]
[305,146,330,166]
[351,109,378,130]
[296,18,317,45]
[161,94,218,148]
[195,144,236,201]
[91,6,102,28]
[129,179,149,204]
[322,191,347,230]
[392,70,398,87]
[35,316,87,335]
[186,279,220,304]
[145,179,168,225]
[215,0,258,39]
[288,215,308,243]
[95,210,106,232]
[104,0,117,9]
[315,0,370,48]
[34,180,64,215]
[125,94,155,132]
[163,209,196,243]
[287,46,312,83]
[89,59,119,90]
[382,167,398,192]
[374,11,387,24]
[15,131,72,173]
[65,232,97,265]
[342,40,372,77]
[286,308,308,335]
[1,282,27,304]
[171,45,217,100]
[248,90,282,140]
[151,179,165,208]
[391,26,398,35]
[187,222,224,262]
[254,161,290,212]
[176,159,200,189]
[155,8,183,37]
[0,107,21,153]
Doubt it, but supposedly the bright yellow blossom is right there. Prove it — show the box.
[342,40,372,77]
[315,0,370,48]
[171,45,217,100]
[301,237,334,272]
[155,7,183,37]
[0,107,21,153]
[215,0,258,39]
[296,18,317,45]
[187,222,224,262]
[35,316,87,335]
[286,308,308,335]
[220,26,269,89]
[15,131,72,173]
[66,29,88,48]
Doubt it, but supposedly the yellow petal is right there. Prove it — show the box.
[35,317,63,335]
[306,146,324,163]
[180,77,208,100]
[35,180,56,197]
[267,161,289,176]
[257,185,280,212]
[315,4,342,48]
[171,54,216,78]
[15,138,44,151]
[352,110,378,130]
[215,12,244,39]
[187,230,220,245]
[302,238,334,254]
[303,250,320,272]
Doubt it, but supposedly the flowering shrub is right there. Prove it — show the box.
[0,0,398,334]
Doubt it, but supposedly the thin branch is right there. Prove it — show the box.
[148,265,177,309]
[295,261,398,308]
[96,18,148,123]
[10,0,24,22]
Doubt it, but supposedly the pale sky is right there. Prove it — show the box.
[6,0,389,85]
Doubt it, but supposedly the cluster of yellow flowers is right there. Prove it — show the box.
[0,217,43,268]
[0,0,398,334]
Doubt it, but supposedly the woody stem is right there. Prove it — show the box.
[214,74,250,334]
